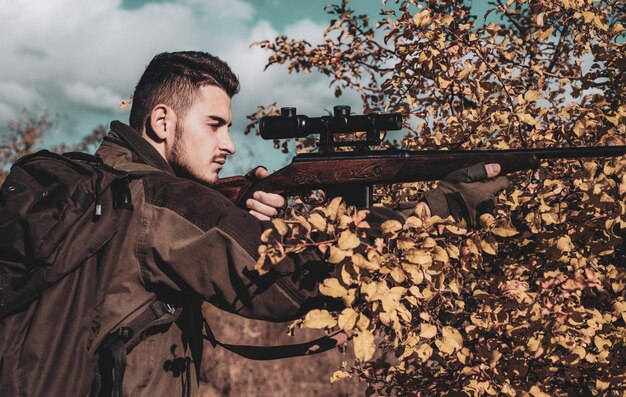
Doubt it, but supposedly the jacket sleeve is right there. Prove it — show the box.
[137,175,404,322]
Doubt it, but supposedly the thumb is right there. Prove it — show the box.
[245,166,269,181]
[485,163,501,179]
[254,166,269,179]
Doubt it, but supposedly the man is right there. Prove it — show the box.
[0,51,507,396]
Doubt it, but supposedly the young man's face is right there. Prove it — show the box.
[168,85,235,184]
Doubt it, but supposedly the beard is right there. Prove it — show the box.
[168,124,219,185]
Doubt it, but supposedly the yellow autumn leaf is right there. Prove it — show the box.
[381,219,403,234]
[516,112,537,125]
[445,225,467,235]
[524,90,543,102]
[356,314,370,332]
[402,263,424,284]
[353,330,376,362]
[441,326,463,352]
[420,323,437,339]
[491,225,519,237]
[260,228,273,243]
[381,286,405,312]
[338,308,358,331]
[338,214,353,230]
[527,335,543,352]
[302,309,337,329]
[534,27,553,42]
[328,246,349,264]
[308,212,327,232]
[404,216,423,229]
[479,213,495,228]
[272,218,288,236]
[446,245,460,259]
[556,235,573,253]
[340,265,354,285]
[362,280,388,302]
[530,386,550,397]
[319,278,348,298]
[413,9,431,28]
[481,239,497,255]
[117,99,132,109]
[330,370,352,383]
[541,212,559,225]
[438,76,452,89]
[613,300,626,313]
[325,197,344,221]
[594,335,611,351]
[338,230,361,250]
[421,237,437,248]
[342,288,356,307]
[352,253,380,271]
[254,254,268,275]
[432,246,449,263]
[390,267,406,283]
[582,11,595,23]
[405,249,432,266]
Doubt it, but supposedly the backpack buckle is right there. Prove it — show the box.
[116,326,134,343]
[165,303,176,315]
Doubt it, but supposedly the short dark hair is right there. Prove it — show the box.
[129,51,240,131]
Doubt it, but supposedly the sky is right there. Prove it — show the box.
[0,0,489,175]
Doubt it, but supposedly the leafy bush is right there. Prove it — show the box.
[251,1,626,395]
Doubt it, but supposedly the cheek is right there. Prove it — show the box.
[179,128,209,163]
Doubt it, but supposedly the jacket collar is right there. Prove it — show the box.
[105,120,175,175]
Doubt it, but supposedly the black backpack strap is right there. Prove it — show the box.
[202,318,349,360]
[94,301,182,397]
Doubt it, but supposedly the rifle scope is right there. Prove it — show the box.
[259,105,403,140]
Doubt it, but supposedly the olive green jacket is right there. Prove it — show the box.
[0,121,403,397]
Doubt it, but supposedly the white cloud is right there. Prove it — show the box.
[0,103,16,121]
[63,82,124,110]
[0,0,353,174]
[283,18,328,45]
[0,0,256,102]
[0,82,41,107]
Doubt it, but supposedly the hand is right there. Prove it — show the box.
[422,163,509,228]
[245,167,285,221]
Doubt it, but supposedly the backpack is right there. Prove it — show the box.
[0,150,132,318]
[0,150,180,397]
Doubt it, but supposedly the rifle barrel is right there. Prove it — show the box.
[270,145,626,188]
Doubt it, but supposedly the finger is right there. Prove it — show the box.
[246,198,278,218]
[485,163,501,179]
[249,209,270,221]
[254,167,269,179]
[465,162,488,182]
[252,191,285,208]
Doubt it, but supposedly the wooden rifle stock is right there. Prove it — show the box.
[216,145,626,207]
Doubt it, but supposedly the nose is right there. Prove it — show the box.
[220,128,236,155]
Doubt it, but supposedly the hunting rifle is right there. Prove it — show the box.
[217,105,626,207]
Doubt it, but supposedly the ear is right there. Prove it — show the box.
[148,104,177,141]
